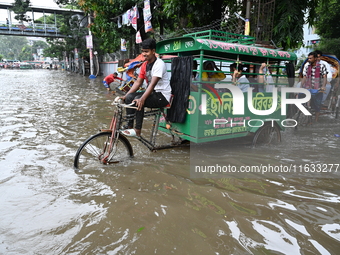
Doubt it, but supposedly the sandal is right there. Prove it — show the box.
[121,129,140,138]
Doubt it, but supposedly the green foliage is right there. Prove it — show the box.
[317,38,340,58]
[35,14,63,26]
[0,35,48,61]
[11,0,328,57]
[272,0,316,50]
[42,12,90,59]
[11,0,31,23]
[80,0,321,52]
[312,0,340,57]
[296,54,307,70]
[77,0,140,55]
[0,35,28,60]
[55,0,78,6]
[43,39,67,59]
[18,45,34,61]
[163,0,214,28]
[32,40,48,50]
[315,0,340,39]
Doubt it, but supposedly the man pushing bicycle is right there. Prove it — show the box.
[301,51,328,122]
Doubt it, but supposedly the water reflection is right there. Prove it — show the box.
[0,69,339,254]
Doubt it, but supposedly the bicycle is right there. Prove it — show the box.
[73,97,187,170]
[293,89,339,129]
[292,102,313,129]
[327,83,340,119]
[292,89,325,129]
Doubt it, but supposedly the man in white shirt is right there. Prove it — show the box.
[121,38,171,137]
[232,64,250,93]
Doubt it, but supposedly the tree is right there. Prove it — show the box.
[11,0,31,23]
[42,0,326,55]
[269,0,320,50]
[43,39,67,59]
[36,12,91,60]
[7,0,328,54]
[76,0,141,56]
[315,0,340,38]
[312,0,340,57]
[315,0,340,39]
[0,35,28,60]
[162,0,225,28]
[18,45,34,61]
[31,40,48,59]
[317,38,340,58]
[32,40,48,51]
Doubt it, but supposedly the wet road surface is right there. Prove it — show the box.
[0,69,340,254]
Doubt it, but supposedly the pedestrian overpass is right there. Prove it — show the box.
[0,2,84,38]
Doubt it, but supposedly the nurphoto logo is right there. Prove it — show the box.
[201,86,312,116]
[201,85,311,128]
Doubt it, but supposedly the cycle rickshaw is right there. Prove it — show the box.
[74,30,298,170]
[293,54,340,127]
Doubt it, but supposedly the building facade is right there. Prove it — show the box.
[295,24,320,58]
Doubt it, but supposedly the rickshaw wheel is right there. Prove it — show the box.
[292,110,312,128]
[336,96,340,119]
[252,123,281,147]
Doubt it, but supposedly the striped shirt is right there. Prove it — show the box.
[302,61,327,89]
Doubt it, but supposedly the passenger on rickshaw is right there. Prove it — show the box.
[121,38,171,137]
[189,60,226,92]
[202,61,226,82]
[301,51,327,122]
[231,63,250,93]
[244,64,260,92]
[201,61,226,92]
[257,63,275,92]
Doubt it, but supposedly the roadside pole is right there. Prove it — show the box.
[87,14,96,79]
[245,0,250,36]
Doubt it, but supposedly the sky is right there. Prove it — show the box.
[1,0,61,23]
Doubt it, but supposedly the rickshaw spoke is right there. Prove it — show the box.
[253,124,281,147]
[74,132,133,170]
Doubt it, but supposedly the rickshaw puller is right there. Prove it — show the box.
[120,38,171,137]
[301,51,327,122]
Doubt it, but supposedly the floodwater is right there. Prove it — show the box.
[0,69,340,254]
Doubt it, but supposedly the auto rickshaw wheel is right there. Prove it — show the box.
[252,123,281,147]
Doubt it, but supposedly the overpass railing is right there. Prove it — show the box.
[0,20,64,37]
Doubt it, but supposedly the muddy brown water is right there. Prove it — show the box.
[0,69,339,254]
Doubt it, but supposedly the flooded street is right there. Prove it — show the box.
[1,69,340,254]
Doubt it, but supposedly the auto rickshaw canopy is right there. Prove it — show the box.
[156,30,297,62]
